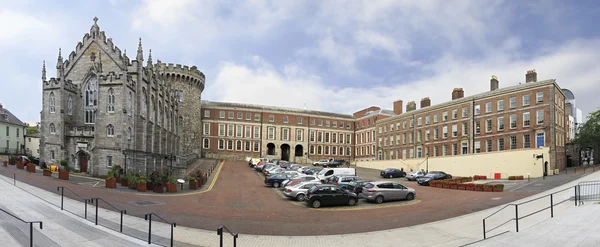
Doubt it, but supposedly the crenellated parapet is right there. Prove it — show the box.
[155,60,205,93]
[62,17,130,75]
[43,77,79,93]
[98,71,125,83]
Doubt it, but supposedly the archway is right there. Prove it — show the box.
[295,145,303,157]
[77,151,89,173]
[281,144,290,161]
[267,143,276,155]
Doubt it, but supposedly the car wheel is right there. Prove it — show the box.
[406,193,415,201]
[273,182,280,188]
[312,200,321,208]
[296,194,305,201]
[348,198,357,206]
[375,195,384,204]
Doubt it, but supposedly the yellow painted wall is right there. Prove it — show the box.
[356,147,551,178]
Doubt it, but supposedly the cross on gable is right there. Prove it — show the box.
[93,17,98,25]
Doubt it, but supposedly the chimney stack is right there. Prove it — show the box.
[420,97,431,108]
[526,69,537,83]
[452,88,465,100]
[393,100,403,115]
[490,75,499,91]
[406,101,417,112]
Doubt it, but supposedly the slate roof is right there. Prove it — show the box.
[0,106,25,126]
[201,100,355,119]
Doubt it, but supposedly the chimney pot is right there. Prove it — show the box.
[452,88,465,100]
[420,97,431,108]
[406,101,417,112]
[393,100,403,115]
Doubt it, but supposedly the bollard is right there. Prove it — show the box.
[550,194,554,218]
[515,204,519,232]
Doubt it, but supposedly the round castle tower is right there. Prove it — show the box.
[155,61,205,156]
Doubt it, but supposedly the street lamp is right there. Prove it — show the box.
[534,153,545,179]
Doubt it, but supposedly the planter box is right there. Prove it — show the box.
[450,185,458,190]
[466,187,475,191]
[26,164,36,173]
[153,185,164,193]
[137,183,147,192]
[493,188,504,192]
[58,170,69,180]
[474,187,483,191]
[167,184,177,193]
[16,162,24,169]
[443,185,451,189]
[436,184,443,188]
[483,187,493,192]
[457,186,466,190]
[189,181,198,190]
[105,179,117,189]
[121,179,129,187]
[43,170,52,176]
[146,182,154,190]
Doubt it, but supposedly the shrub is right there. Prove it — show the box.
[494,184,504,189]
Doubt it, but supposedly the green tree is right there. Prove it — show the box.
[573,108,600,149]
[26,127,39,134]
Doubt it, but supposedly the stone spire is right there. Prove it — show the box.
[56,48,64,79]
[136,38,144,62]
[147,49,153,69]
[42,60,46,81]
[122,49,129,71]
[90,17,100,39]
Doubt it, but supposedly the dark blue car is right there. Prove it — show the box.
[380,168,406,178]
[264,173,295,188]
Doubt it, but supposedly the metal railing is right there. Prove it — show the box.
[144,213,176,247]
[0,208,43,247]
[217,226,239,247]
[482,186,575,239]
[88,198,127,232]
[576,180,600,205]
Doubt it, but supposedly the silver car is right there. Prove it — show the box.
[283,181,321,201]
[361,181,416,204]
[406,170,426,181]
[280,175,319,190]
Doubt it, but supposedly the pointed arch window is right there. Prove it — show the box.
[49,123,56,134]
[127,91,132,116]
[127,127,132,141]
[49,92,56,113]
[150,95,155,122]
[106,124,115,137]
[107,88,115,112]
[158,102,163,126]
[141,88,147,116]
[84,76,98,124]
[67,95,73,115]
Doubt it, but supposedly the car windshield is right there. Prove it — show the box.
[364,183,375,189]
[317,169,328,175]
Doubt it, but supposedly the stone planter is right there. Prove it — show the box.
[105,179,117,189]
[443,185,451,189]
[43,170,52,177]
[466,187,475,191]
[450,185,458,190]
[457,186,466,190]
[121,179,129,187]
[153,185,164,193]
[26,164,36,173]
[16,162,24,169]
[146,182,154,190]
[189,181,198,190]
[474,187,483,191]
[137,183,147,192]
[493,187,503,192]
[483,187,493,192]
[58,169,69,180]
[167,183,177,193]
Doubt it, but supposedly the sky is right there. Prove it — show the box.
[1,0,599,123]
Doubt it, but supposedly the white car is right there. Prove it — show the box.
[312,159,329,166]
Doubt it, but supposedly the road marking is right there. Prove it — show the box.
[93,182,99,187]
[70,173,104,181]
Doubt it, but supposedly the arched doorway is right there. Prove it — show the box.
[281,144,290,161]
[77,151,89,173]
[267,143,276,155]
[295,145,303,157]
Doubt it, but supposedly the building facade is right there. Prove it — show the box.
[0,103,26,155]
[25,132,40,157]
[39,18,204,176]
[200,101,355,163]
[376,70,567,173]
[353,106,396,161]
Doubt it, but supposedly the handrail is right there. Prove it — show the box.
[217,225,239,247]
[144,213,176,247]
[482,204,515,221]
[89,197,127,232]
[0,208,43,247]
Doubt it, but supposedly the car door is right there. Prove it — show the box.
[392,183,408,199]
[329,187,346,205]
[377,183,394,200]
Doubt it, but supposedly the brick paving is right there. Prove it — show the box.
[0,161,546,236]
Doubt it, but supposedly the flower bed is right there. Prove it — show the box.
[473,175,487,180]
[508,175,524,180]
[429,178,503,192]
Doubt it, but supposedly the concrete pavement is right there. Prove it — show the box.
[0,165,599,246]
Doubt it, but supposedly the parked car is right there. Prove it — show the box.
[304,167,322,175]
[280,175,319,189]
[380,168,406,178]
[283,181,321,201]
[405,170,426,181]
[322,175,339,184]
[297,166,312,174]
[333,176,362,187]
[305,184,359,208]
[323,159,347,168]
[416,171,452,186]
[312,159,329,166]
[361,181,416,203]
[316,168,356,182]
[287,164,302,171]
[265,173,296,188]
[265,167,286,176]
[349,180,372,194]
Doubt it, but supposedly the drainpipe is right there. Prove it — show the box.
[260,111,263,158]
[472,98,476,154]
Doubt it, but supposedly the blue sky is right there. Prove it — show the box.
[1,0,599,123]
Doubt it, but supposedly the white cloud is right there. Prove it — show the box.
[206,39,600,117]
[0,10,51,44]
